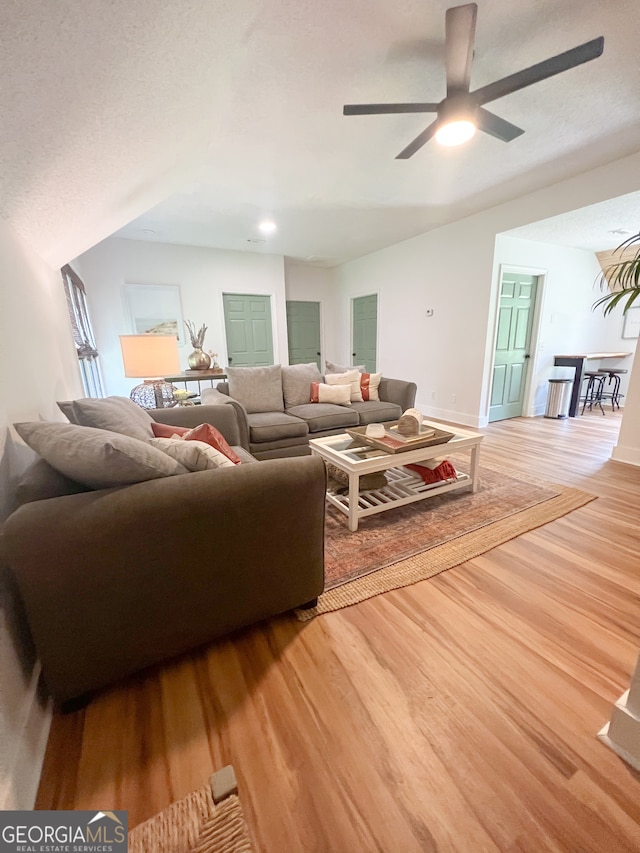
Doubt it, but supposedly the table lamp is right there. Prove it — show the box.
[119,334,180,409]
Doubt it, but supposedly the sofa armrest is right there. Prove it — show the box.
[151,402,249,449]
[198,390,251,450]
[1,457,326,702]
[379,377,417,411]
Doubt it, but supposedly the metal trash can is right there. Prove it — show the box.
[544,378,572,419]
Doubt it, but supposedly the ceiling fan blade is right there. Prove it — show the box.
[476,107,524,142]
[395,120,441,159]
[343,103,439,115]
[473,36,604,105]
[445,2,478,94]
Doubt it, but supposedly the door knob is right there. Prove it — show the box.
[524,354,530,359]
[317,352,321,356]
[352,352,356,357]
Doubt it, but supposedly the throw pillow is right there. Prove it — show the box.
[360,372,382,401]
[309,382,352,405]
[325,369,363,402]
[282,363,322,408]
[150,422,241,464]
[14,422,187,489]
[405,460,457,485]
[56,401,78,424]
[226,365,284,414]
[67,396,155,442]
[325,361,365,374]
[149,437,235,471]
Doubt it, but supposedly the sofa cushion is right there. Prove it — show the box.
[14,422,188,489]
[350,400,403,425]
[325,369,363,402]
[286,403,359,433]
[63,396,155,442]
[325,360,365,374]
[149,437,236,471]
[247,411,309,443]
[310,382,352,405]
[227,365,284,413]
[282,362,322,408]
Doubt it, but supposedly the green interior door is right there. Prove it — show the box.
[223,293,274,367]
[352,294,377,373]
[286,301,321,368]
[489,273,538,422]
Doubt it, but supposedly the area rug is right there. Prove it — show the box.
[129,768,253,853]
[297,461,595,620]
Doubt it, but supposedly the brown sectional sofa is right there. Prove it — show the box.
[0,402,326,705]
[202,368,417,460]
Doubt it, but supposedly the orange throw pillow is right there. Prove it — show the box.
[151,421,241,464]
[151,422,189,439]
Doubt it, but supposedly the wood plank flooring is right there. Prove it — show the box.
[36,412,640,852]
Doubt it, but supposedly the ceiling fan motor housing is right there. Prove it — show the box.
[437,93,477,125]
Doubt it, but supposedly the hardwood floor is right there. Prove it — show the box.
[36,412,640,852]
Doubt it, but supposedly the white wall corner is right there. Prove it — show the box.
[610,444,640,467]
[597,653,640,772]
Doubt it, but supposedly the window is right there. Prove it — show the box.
[61,264,105,398]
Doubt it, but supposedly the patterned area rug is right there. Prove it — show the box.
[298,461,595,620]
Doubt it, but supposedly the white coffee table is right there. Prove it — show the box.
[309,421,483,531]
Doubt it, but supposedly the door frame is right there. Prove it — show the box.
[350,292,380,370]
[485,265,547,422]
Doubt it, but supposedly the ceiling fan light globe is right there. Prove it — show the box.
[435,119,476,146]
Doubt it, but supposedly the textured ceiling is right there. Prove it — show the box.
[506,191,640,251]
[1,0,640,268]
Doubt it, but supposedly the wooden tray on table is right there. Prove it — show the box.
[345,421,455,454]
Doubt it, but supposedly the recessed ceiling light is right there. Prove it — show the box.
[247,238,266,244]
[258,220,277,235]
[608,228,632,236]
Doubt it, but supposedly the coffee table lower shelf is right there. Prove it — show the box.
[327,466,471,530]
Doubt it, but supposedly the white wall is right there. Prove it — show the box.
[492,236,636,416]
[334,149,640,429]
[614,351,640,465]
[75,239,288,396]
[0,221,83,809]
[333,215,498,424]
[283,259,340,367]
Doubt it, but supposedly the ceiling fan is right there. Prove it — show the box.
[343,3,604,158]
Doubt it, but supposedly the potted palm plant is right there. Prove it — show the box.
[593,231,640,315]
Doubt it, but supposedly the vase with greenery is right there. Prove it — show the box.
[593,231,640,315]
[184,320,211,370]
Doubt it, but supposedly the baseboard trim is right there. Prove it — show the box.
[611,444,640,467]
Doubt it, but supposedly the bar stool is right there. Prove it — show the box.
[597,368,627,410]
[581,371,606,415]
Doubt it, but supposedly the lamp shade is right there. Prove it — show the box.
[120,335,180,378]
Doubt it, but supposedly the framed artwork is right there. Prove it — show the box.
[622,306,640,340]
[123,284,184,344]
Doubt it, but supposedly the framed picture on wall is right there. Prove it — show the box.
[123,284,185,344]
[622,305,640,339]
